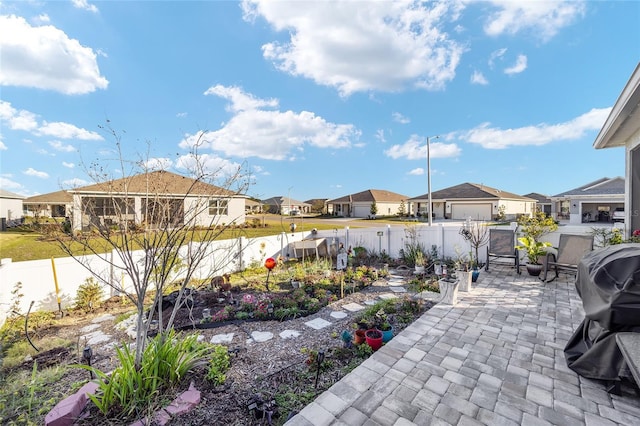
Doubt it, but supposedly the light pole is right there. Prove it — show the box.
[427,135,440,226]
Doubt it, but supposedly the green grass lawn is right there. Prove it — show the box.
[0,216,365,262]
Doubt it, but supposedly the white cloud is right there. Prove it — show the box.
[72,0,99,13]
[470,70,488,85]
[204,85,279,112]
[243,0,466,96]
[62,178,89,188]
[176,112,188,118]
[484,0,586,41]
[142,157,173,171]
[23,167,49,178]
[392,112,410,124]
[409,168,424,176]
[375,129,386,143]
[488,48,507,69]
[175,153,245,182]
[49,140,76,152]
[0,140,6,150]
[384,134,461,160]
[34,14,50,24]
[184,85,360,160]
[504,54,527,75]
[0,15,108,94]
[0,100,38,131]
[0,176,23,190]
[62,162,75,168]
[38,121,102,140]
[459,107,611,149]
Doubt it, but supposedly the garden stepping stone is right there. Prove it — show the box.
[210,333,234,344]
[85,331,111,345]
[389,286,407,293]
[330,311,348,319]
[304,318,332,330]
[280,330,301,339]
[249,331,274,343]
[378,293,398,300]
[80,323,101,333]
[91,313,115,323]
[364,300,377,306]
[341,302,365,312]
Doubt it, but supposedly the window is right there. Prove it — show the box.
[209,199,228,215]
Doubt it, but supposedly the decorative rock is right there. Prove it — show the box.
[364,300,377,305]
[85,331,111,345]
[91,314,115,323]
[389,286,407,293]
[80,324,100,333]
[45,381,99,426]
[304,318,332,330]
[250,331,274,342]
[330,311,348,319]
[341,302,365,312]
[211,333,234,344]
[378,293,398,300]
[280,330,301,339]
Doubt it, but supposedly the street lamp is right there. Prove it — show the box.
[427,135,440,226]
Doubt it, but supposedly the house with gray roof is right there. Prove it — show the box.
[327,189,409,218]
[260,196,311,215]
[593,63,640,236]
[410,183,536,221]
[523,192,552,216]
[550,177,625,224]
[24,190,73,218]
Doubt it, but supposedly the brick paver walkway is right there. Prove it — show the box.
[285,266,640,426]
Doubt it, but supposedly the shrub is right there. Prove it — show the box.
[206,345,230,385]
[74,277,105,312]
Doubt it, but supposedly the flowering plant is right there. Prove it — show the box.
[630,229,640,243]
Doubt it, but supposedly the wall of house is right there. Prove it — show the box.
[627,129,640,235]
[0,198,23,222]
[500,200,535,220]
[566,197,625,224]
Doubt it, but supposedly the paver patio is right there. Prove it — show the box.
[285,265,640,426]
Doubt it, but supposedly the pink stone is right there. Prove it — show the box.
[44,381,99,426]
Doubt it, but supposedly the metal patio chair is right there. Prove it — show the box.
[485,228,520,274]
[541,234,594,282]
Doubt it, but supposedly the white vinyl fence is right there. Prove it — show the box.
[0,223,597,325]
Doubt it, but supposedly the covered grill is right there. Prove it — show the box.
[564,244,640,383]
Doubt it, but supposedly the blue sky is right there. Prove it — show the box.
[1,0,638,202]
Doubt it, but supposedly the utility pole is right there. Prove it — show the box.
[427,135,440,226]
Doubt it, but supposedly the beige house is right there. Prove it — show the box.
[410,183,536,221]
[0,189,25,225]
[593,63,640,236]
[68,171,246,231]
[24,190,73,218]
[327,189,409,218]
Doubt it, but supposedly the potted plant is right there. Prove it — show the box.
[379,321,393,343]
[515,236,552,276]
[459,221,489,281]
[365,329,383,351]
[438,275,459,305]
[414,250,426,274]
[454,249,473,292]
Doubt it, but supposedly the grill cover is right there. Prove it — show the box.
[564,244,640,381]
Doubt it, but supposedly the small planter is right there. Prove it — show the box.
[380,327,393,343]
[354,329,366,345]
[471,269,480,282]
[414,265,426,274]
[526,263,543,277]
[457,270,472,292]
[365,329,383,351]
[438,278,459,305]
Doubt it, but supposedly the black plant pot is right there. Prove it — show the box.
[526,263,543,276]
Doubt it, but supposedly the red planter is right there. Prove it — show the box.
[365,329,383,351]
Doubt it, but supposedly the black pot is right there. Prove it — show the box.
[526,263,543,276]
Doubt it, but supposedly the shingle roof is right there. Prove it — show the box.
[69,171,236,197]
[551,177,625,197]
[24,190,72,204]
[0,189,25,199]
[410,183,533,201]
[328,189,409,203]
[523,192,552,204]
[261,196,309,207]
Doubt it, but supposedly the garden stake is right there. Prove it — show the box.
[314,350,325,388]
[50,257,63,317]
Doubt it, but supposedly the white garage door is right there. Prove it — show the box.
[451,203,492,220]
[353,205,371,218]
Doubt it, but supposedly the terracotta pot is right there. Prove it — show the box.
[365,329,383,351]
[354,329,366,345]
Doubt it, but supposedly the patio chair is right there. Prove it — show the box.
[485,229,520,274]
[541,234,594,282]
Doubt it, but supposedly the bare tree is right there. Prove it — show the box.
[55,125,251,367]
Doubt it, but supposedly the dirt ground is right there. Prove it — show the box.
[6,277,433,425]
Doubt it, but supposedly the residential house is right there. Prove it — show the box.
[68,170,246,231]
[550,177,625,224]
[24,190,73,218]
[523,193,552,217]
[327,189,409,218]
[593,63,640,236]
[409,183,536,221]
[261,196,311,215]
[0,189,25,226]
[304,198,329,214]
[245,198,263,214]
